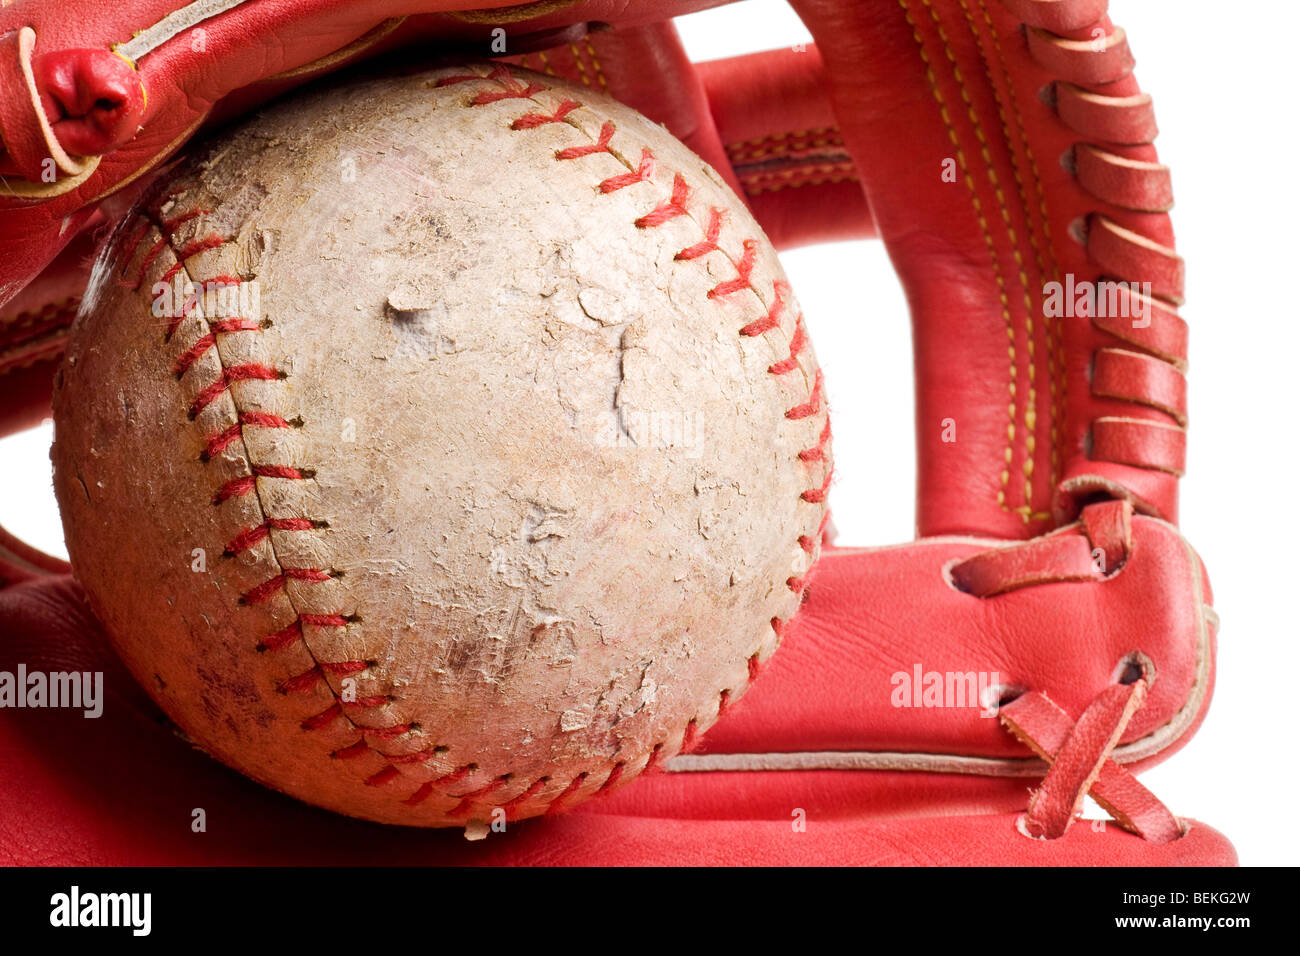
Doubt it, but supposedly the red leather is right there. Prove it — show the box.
[0,46,146,179]
[697,47,874,249]
[1074,143,1173,213]
[789,0,1186,533]
[0,543,1233,866]
[1055,82,1158,145]
[0,0,1232,866]
[1000,682,1183,844]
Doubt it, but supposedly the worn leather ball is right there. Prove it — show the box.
[51,63,831,827]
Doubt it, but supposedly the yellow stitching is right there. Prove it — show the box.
[900,0,1037,522]
[739,166,859,195]
[582,37,609,93]
[727,138,848,163]
[920,0,1048,522]
[566,41,591,87]
[727,126,841,153]
[974,0,1064,495]
[740,162,857,181]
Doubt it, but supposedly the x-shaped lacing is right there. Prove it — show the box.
[999,679,1184,843]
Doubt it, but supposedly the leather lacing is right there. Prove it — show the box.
[950,498,1186,842]
[1001,0,1189,478]
[950,497,1132,596]
[957,3,1195,840]
[1000,675,1185,843]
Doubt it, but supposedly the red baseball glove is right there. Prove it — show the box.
[0,0,1235,865]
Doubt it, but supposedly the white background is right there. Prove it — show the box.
[0,0,1294,865]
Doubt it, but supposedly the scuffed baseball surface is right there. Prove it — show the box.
[52,63,831,827]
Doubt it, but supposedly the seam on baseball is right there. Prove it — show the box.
[136,64,831,822]
[430,64,829,815]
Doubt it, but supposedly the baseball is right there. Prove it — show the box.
[51,62,830,828]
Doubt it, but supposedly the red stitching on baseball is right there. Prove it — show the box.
[257,613,354,654]
[706,239,758,299]
[799,417,832,463]
[189,363,283,419]
[785,369,824,420]
[279,666,326,694]
[799,510,833,553]
[546,772,588,815]
[598,762,625,793]
[643,743,665,773]
[300,704,342,731]
[502,775,550,816]
[716,689,733,716]
[800,467,834,505]
[211,464,314,504]
[556,120,615,159]
[448,775,510,819]
[172,319,261,377]
[280,659,369,696]
[332,740,370,760]
[117,219,152,282]
[739,280,789,337]
[131,236,169,290]
[403,762,477,807]
[160,208,211,231]
[600,148,654,193]
[439,65,542,104]
[363,721,413,740]
[768,314,807,374]
[320,660,369,677]
[160,234,225,285]
[203,412,294,460]
[386,747,442,765]
[240,567,333,606]
[223,517,322,557]
[674,207,723,260]
[512,98,580,129]
[635,173,690,227]
[365,765,400,787]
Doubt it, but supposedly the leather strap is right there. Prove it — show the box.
[1055,83,1157,145]
[1074,143,1172,213]
[1091,416,1186,475]
[1025,24,1133,85]
[1000,680,1184,843]
[1092,347,1186,424]
[1087,214,1184,304]
[950,499,1133,595]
